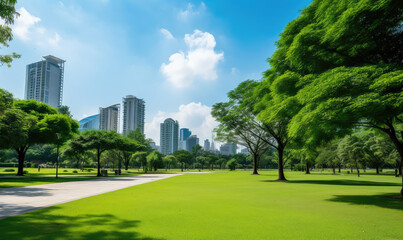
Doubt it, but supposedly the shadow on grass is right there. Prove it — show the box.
[327,194,403,211]
[260,179,400,187]
[0,206,164,240]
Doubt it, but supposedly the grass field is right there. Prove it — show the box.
[0,171,402,239]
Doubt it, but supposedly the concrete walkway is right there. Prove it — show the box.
[0,174,180,219]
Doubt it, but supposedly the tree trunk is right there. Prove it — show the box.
[305,162,310,174]
[384,128,403,197]
[332,167,335,174]
[16,147,28,176]
[376,167,379,175]
[338,166,341,173]
[97,149,101,177]
[276,146,287,181]
[252,154,259,175]
[356,164,360,177]
[181,162,184,172]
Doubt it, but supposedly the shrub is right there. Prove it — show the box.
[86,169,93,172]
[4,169,15,172]
[72,170,78,174]
[63,170,68,172]
[226,159,238,171]
[23,170,29,174]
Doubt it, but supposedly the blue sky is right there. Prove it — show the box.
[0,0,311,144]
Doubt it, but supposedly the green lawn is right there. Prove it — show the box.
[0,171,402,239]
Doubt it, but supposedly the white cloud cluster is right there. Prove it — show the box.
[160,28,174,40]
[12,7,62,47]
[145,102,218,145]
[13,7,41,41]
[178,2,206,20]
[160,30,224,88]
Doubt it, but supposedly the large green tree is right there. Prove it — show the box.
[258,0,403,194]
[212,80,271,175]
[0,100,78,175]
[70,130,120,176]
[0,0,20,67]
[174,150,193,172]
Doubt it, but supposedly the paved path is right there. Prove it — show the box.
[0,174,180,219]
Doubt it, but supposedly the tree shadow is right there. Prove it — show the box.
[260,179,401,187]
[0,206,164,240]
[327,194,403,211]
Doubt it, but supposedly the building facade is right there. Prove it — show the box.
[160,118,179,155]
[25,55,65,108]
[186,135,199,152]
[204,139,210,151]
[122,95,145,135]
[179,128,192,150]
[78,114,100,131]
[99,104,120,132]
[220,143,237,155]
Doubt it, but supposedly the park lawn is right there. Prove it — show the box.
[0,171,402,240]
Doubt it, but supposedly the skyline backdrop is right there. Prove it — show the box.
[0,0,311,144]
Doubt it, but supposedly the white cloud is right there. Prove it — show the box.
[178,2,206,20]
[160,30,224,88]
[48,32,61,47]
[145,102,218,146]
[13,7,41,41]
[160,28,174,40]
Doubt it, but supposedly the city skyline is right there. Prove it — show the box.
[0,0,310,145]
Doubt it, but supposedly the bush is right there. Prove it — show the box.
[0,163,17,168]
[226,159,238,171]
[63,170,68,172]
[23,170,29,174]
[3,169,15,172]
[86,169,93,172]
[72,170,78,174]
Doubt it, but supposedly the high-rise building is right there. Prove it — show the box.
[78,114,100,131]
[122,95,145,135]
[204,139,210,151]
[160,118,179,155]
[25,55,65,108]
[220,143,237,155]
[186,135,199,152]
[99,104,120,132]
[179,128,191,150]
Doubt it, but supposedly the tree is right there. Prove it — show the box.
[212,80,271,175]
[226,159,237,171]
[258,0,403,195]
[57,105,72,117]
[207,155,218,170]
[70,130,120,176]
[0,0,21,67]
[174,150,192,172]
[127,128,153,153]
[147,150,163,171]
[0,88,13,113]
[116,136,143,171]
[337,135,365,177]
[133,151,147,172]
[195,156,207,170]
[163,155,177,171]
[0,100,78,176]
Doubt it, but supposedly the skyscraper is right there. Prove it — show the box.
[160,118,179,155]
[122,95,145,135]
[25,55,65,108]
[186,135,199,152]
[204,139,210,151]
[99,104,120,132]
[78,114,100,131]
[179,128,191,150]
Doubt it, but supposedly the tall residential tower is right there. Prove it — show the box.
[25,55,65,108]
[160,118,179,155]
[122,95,145,135]
[99,104,120,132]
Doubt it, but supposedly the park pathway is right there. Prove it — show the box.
[0,174,180,219]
